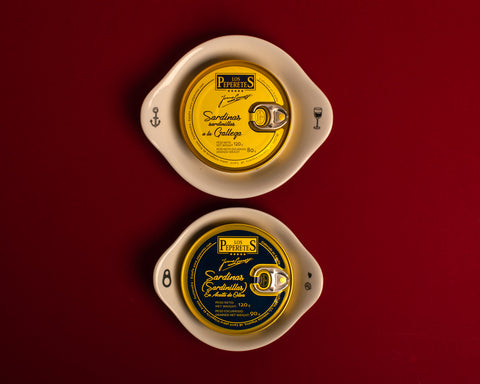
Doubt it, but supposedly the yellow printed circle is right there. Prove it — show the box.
[180,61,290,172]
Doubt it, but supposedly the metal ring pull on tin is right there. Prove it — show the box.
[249,103,289,131]
[251,266,290,295]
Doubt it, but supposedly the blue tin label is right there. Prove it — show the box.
[181,224,292,334]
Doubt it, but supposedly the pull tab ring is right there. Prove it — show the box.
[251,266,290,295]
[249,103,289,131]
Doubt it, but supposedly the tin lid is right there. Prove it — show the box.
[181,223,292,334]
[180,60,290,172]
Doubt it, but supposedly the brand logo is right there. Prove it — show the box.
[215,74,255,90]
[258,272,271,289]
[217,236,258,254]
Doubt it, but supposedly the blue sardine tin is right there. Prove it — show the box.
[181,223,292,334]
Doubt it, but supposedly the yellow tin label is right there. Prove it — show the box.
[181,224,292,334]
[180,60,290,172]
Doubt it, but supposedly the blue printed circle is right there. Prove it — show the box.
[181,224,292,334]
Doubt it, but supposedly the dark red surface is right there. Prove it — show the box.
[1,0,479,383]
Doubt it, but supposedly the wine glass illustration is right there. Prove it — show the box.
[313,107,322,129]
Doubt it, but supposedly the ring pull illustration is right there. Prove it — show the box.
[249,103,289,131]
[162,269,171,288]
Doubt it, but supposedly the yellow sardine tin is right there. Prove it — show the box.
[181,223,292,334]
[180,60,290,171]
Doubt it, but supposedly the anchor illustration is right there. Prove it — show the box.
[150,107,161,127]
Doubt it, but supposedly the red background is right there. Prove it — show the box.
[1,0,479,382]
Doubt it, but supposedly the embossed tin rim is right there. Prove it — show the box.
[180,223,293,335]
[179,60,291,173]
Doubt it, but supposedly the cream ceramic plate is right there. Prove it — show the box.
[153,207,323,351]
[141,35,333,198]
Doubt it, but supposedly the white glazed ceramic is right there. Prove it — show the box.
[141,35,333,198]
[153,207,323,351]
